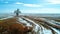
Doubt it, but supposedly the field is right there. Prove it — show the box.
[0,14,60,34]
[40,17,60,22]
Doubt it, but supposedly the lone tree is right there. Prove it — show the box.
[14,9,21,16]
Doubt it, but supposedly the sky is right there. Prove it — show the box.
[0,0,60,14]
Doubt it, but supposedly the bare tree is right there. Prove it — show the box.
[14,9,21,16]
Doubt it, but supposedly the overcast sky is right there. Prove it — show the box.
[0,0,60,14]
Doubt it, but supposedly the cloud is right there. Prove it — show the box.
[39,8,60,13]
[46,0,60,4]
[15,2,23,4]
[21,8,60,13]
[23,4,42,7]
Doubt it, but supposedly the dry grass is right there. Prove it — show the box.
[0,17,32,34]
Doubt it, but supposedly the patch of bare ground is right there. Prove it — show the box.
[0,17,32,34]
